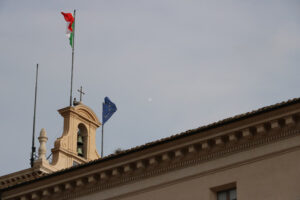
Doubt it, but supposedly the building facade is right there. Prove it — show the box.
[1,98,300,200]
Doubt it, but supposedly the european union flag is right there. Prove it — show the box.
[102,97,117,124]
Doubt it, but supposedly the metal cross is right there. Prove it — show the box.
[77,86,85,102]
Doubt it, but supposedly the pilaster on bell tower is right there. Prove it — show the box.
[50,103,101,170]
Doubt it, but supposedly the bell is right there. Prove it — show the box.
[77,147,83,156]
[77,135,83,144]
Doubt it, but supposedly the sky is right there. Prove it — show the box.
[0,0,300,176]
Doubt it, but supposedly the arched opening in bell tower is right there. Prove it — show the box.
[77,123,87,158]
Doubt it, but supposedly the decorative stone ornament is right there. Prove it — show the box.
[38,128,48,160]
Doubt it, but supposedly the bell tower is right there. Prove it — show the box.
[49,103,101,170]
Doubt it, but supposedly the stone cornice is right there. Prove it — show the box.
[50,147,88,164]
[0,169,44,190]
[2,111,300,199]
[58,105,101,128]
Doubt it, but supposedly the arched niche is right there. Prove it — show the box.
[77,123,88,158]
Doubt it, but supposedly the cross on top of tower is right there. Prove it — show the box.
[77,86,85,102]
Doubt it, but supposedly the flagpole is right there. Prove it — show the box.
[101,97,117,158]
[101,102,104,157]
[30,64,39,167]
[70,9,76,106]
[101,124,104,157]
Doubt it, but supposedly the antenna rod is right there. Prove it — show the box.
[30,64,39,167]
[69,9,76,106]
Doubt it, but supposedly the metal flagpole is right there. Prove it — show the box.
[30,64,39,167]
[101,124,104,157]
[101,97,117,158]
[101,102,104,157]
[70,9,76,106]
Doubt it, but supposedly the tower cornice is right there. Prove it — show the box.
[58,104,101,128]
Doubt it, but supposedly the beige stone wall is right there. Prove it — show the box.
[115,150,300,200]
[79,136,300,200]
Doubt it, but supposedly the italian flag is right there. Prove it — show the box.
[61,12,74,47]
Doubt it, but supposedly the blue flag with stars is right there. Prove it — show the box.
[102,97,117,124]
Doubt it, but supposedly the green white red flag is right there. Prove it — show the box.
[61,12,74,47]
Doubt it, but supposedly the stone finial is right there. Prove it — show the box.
[38,128,48,160]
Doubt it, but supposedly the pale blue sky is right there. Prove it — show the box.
[0,0,300,176]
